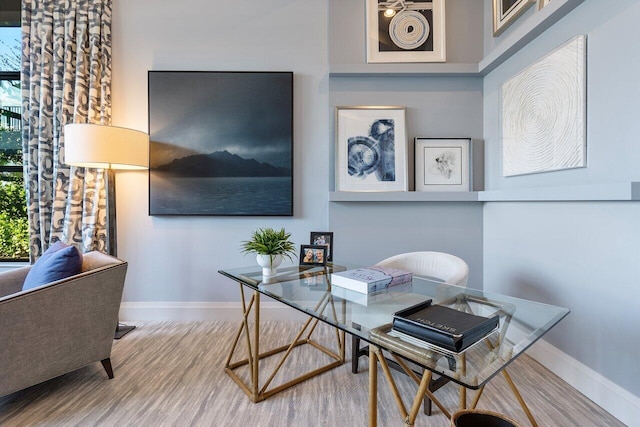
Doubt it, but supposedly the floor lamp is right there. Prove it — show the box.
[64,123,149,339]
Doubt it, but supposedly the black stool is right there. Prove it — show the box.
[451,409,520,427]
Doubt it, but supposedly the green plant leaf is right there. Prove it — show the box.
[240,227,297,261]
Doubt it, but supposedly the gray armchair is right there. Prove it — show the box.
[0,251,128,397]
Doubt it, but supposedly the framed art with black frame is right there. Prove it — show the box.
[299,245,328,266]
[493,0,535,36]
[310,231,334,262]
[148,71,293,216]
[335,106,408,192]
[366,0,445,63]
[414,138,484,192]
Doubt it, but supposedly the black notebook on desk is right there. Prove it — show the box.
[392,300,499,353]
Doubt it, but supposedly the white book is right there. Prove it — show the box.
[330,281,412,306]
[330,267,411,294]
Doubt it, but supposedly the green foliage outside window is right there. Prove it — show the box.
[1,26,28,260]
[0,126,28,260]
[0,210,28,259]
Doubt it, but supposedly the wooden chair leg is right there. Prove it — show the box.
[352,326,445,417]
[352,335,360,373]
[424,388,433,415]
[101,358,114,379]
[351,323,363,374]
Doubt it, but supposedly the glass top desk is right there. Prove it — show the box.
[218,263,569,426]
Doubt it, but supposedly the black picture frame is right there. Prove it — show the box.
[148,71,293,216]
[299,245,328,266]
[310,231,334,262]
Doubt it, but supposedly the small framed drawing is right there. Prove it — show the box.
[414,138,483,192]
[299,245,328,266]
[493,0,535,36]
[310,231,334,262]
[335,106,408,192]
[538,0,551,9]
[366,0,445,63]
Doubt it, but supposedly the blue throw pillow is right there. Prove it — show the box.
[22,241,83,291]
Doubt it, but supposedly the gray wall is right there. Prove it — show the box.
[111,0,331,302]
[328,0,486,286]
[482,0,640,397]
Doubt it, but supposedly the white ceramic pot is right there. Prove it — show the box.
[256,254,283,277]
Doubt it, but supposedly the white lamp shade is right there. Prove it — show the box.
[64,123,149,170]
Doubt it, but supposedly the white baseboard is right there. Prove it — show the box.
[120,302,639,426]
[528,338,639,427]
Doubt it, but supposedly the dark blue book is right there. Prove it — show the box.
[392,300,499,353]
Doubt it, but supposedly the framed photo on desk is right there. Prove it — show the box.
[310,231,334,262]
[299,245,328,266]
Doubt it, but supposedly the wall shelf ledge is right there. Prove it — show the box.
[329,191,479,202]
[330,183,640,203]
[479,182,640,202]
[329,63,480,78]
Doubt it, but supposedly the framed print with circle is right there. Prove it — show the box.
[415,138,483,192]
[335,106,408,192]
[366,0,446,63]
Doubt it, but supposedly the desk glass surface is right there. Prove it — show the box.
[218,263,569,389]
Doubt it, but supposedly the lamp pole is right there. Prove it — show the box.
[107,168,117,257]
[63,123,149,340]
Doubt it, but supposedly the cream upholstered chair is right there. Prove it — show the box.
[0,251,128,398]
[351,251,469,415]
[373,251,469,287]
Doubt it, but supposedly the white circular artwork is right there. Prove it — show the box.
[389,10,430,50]
[502,35,586,176]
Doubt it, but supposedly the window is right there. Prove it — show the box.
[0,21,28,261]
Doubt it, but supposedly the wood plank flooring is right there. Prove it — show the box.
[0,321,626,426]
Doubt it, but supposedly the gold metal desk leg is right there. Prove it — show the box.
[459,353,467,410]
[370,346,452,426]
[503,369,539,427]
[252,291,260,397]
[369,345,378,427]
[225,285,344,403]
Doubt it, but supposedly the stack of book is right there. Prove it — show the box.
[390,299,499,353]
[330,266,412,294]
[330,281,413,306]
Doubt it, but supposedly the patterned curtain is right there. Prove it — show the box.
[21,0,112,260]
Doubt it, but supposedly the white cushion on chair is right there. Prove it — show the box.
[373,251,469,287]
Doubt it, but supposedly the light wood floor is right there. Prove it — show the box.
[0,321,626,426]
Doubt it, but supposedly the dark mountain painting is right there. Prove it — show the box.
[155,150,290,177]
[148,71,293,216]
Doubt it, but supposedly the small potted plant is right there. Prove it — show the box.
[241,227,296,276]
